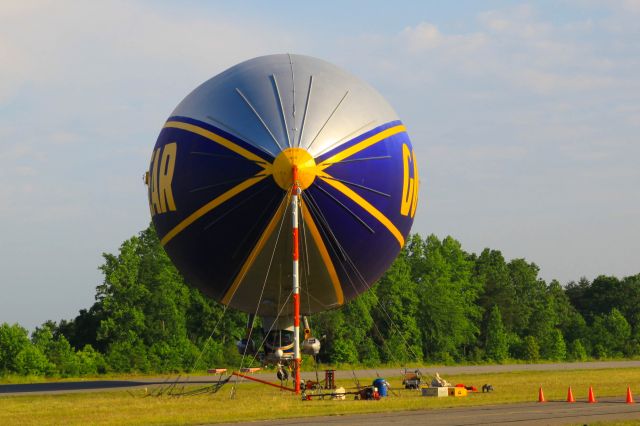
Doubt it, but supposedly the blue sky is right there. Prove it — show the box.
[1,1,639,330]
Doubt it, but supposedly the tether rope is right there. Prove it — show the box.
[148,194,291,398]
[231,190,291,397]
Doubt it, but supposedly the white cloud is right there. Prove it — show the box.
[512,70,616,93]
[49,131,81,146]
[14,166,36,177]
[622,0,640,13]
[400,23,443,51]
[0,1,296,105]
[478,4,552,39]
[397,21,487,56]
[0,37,30,103]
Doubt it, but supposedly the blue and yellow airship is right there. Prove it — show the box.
[148,54,418,320]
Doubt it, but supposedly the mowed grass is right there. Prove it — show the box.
[2,367,640,425]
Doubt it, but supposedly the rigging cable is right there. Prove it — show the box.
[303,189,426,379]
[231,190,291,397]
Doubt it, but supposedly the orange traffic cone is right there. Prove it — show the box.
[538,387,546,403]
[626,387,634,404]
[567,386,575,403]
[588,386,596,403]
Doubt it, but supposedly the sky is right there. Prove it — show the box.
[1,1,639,330]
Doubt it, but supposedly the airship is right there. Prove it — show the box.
[147,54,418,392]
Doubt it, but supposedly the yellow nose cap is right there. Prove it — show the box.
[273,148,317,190]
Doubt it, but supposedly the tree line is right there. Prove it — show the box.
[1,226,639,377]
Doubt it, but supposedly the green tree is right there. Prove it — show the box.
[565,277,592,319]
[315,308,359,364]
[590,308,631,357]
[76,345,107,375]
[137,227,191,345]
[507,259,549,337]
[343,292,380,365]
[474,249,517,333]
[559,310,589,350]
[106,340,151,373]
[523,336,540,361]
[567,339,587,361]
[33,323,82,376]
[15,345,53,376]
[374,247,422,363]
[57,306,105,352]
[330,339,359,364]
[593,344,607,359]
[32,323,54,352]
[0,323,30,373]
[542,329,566,360]
[485,306,509,362]
[413,235,482,361]
[49,336,81,376]
[96,236,149,349]
[567,275,640,329]
[547,280,575,330]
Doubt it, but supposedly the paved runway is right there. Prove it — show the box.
[0,378,219,395]
[217,398,640,426]
[334,359,640,378]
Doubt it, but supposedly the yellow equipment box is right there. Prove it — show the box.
[448,387,468,397]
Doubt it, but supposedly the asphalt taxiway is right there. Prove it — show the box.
[216,398,640,425]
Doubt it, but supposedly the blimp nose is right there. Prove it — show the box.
[272,147,317,190]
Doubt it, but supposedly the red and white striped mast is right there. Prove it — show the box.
[291,165,301,394]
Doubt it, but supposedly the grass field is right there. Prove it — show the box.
[2,367,640,425]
